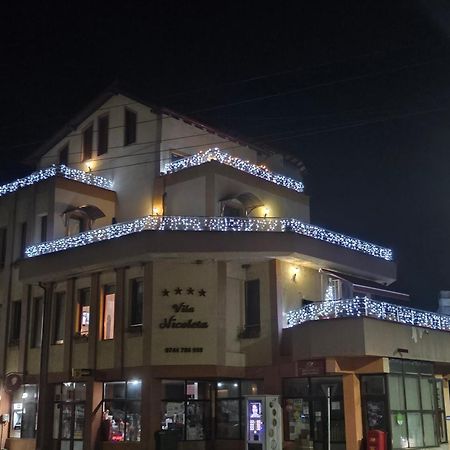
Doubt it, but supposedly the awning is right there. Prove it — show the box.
[219,192,264,214]
[63,204,106,221]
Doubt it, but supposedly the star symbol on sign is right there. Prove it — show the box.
[187,287,195,295]
[162,289,170,297]
[198,289,206,297]
[174,287,183,295]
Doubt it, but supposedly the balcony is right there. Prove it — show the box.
[284,299,450,364]
[25,215,392,260]
[284,297,450,333]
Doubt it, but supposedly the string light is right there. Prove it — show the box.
[162,148,305,193]
[284,297,450,332]
[25,215,393,260]
[0,164,113,197]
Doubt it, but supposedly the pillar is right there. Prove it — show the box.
[343,373,363,450]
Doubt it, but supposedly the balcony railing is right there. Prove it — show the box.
[284,297,450,332]
[24,215,393,260]
[0,164,113,197]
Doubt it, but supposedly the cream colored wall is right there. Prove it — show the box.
[215,174,309,221]
[52,187,116,240]
[72,341,88,369]
[5,347,19,374]
[160,116,257,172]
[165,177,206,217]
[48,281,67,372]
[239,262,272,366]
[124,266,143,367]
[225,263,245,356]
[151,260,218,365]
[277,262,322,317]
[96,272,116,369]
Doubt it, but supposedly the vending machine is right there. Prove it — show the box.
[245,396,283,450]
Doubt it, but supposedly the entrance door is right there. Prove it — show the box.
[53,402,85,450]
[310,379,346,450]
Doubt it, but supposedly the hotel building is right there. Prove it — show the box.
[1,88,450,450]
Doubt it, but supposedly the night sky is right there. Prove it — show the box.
[2,1,450,310]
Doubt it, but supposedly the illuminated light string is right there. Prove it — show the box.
[284,297,450,333]
[0,165,113,197]
[162,148,305,193]
[25,215,393,260]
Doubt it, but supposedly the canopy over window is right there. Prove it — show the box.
[220,192,264,216]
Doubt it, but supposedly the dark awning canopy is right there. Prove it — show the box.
[63,204,106,221]
[220,192,264,215]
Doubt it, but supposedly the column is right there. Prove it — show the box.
[343,373,363,450]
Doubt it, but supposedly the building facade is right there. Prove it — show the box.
[1,88,450,450]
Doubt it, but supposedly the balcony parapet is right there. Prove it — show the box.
[25,215,393,260]
[162,148,305,193]
[0,164,113,197]
[285,298,450,332]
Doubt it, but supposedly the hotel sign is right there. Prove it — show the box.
[297,359,325,376]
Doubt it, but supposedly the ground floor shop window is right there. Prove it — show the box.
[102,380,141,442]
[10,384,38,438]
[53,383,86,450]
[283,377,345,448]
[161,379,262,440]
[386,359,447,449]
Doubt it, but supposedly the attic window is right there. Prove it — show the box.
[220,192,264,217]
[59,145,69,165]
[124,109,137,146]
[63,204,105,236]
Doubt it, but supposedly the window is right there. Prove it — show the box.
[103,285,115,340]
[161,379,262,441]
[19,222,27,258]
[10,385,39,439]
[0,227,6,267]
[30,297,43,348]
[53,292,65,344]
[129,278,143,327]
[102,381,141,442]
[387,359,444,448]
[77,288,90,336]
[98,114,109,156]
[59,145,69,165]
[82,124,93,161]
[40,215,48,242]
[241,279,260,338]
[124,109,137,146]
[53,382,86,450]
[10,300,21,345]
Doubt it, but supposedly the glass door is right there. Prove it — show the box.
[54,402,85,450]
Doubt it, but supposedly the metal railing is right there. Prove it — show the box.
[284,297,450,332]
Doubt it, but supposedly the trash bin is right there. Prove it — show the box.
[155,430,180,450]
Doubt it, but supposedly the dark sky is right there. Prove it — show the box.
[1,1,450,310]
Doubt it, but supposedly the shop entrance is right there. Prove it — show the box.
[284,377,346,450]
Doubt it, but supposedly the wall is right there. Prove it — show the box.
[277,262,322,316]
[214,174,309,221]
[239,262,272,367]
[164,177,206,217]
[151,260,219,366]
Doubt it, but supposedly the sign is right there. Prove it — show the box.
[297,360,325,376]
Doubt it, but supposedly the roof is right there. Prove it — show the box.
[24,82,307,173]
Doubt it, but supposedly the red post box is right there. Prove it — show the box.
[367,429,386,450]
